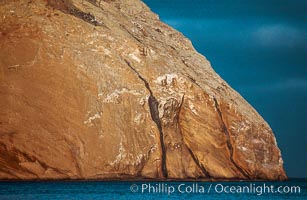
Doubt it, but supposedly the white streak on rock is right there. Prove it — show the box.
[134,113,143,124]
[103,88,143,103]
[155,73,178,86]
[239,146,247,151]
[129,49,141,63]
[188,100,198,116]
[84,113,101,126]
[110,139,127,166]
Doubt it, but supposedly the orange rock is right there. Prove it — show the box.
[0,0,286,180]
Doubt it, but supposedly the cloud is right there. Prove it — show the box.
[240,78,307,92]
[163,18,307,48]
[164,18,243,29]
[271,79,307,90]
[253,24,307,47]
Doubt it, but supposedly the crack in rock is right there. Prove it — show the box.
[177,95,212,178]
[213,97,251,179]
[47,0,104,26]
[124,59,168,178]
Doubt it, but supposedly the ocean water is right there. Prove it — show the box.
[0,179,306,199]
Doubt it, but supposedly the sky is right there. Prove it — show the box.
[143,0,307,178]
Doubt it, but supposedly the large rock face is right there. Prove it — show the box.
[0,0,286,180]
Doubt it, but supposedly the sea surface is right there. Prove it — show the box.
[0,179,306,199]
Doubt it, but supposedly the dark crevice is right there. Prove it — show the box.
[124,59,168,178]
[186,146,211,178]
[213,97,251,179]
[187,76,202,89]
[177,95,212,178]
[181,60,204,89]
[120,24,143,43]
[47,0,104,26]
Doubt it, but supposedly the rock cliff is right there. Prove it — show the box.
[0,0,286,180]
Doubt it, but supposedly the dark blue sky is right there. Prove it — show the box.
[143,0,307,178]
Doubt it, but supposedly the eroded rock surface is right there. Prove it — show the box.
[0,0,286,180]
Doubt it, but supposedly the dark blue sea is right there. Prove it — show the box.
[0,179,306,199]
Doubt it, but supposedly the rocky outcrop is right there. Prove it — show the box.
[0,0,286,180]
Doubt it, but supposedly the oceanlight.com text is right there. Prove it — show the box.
[130,183,301,196]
